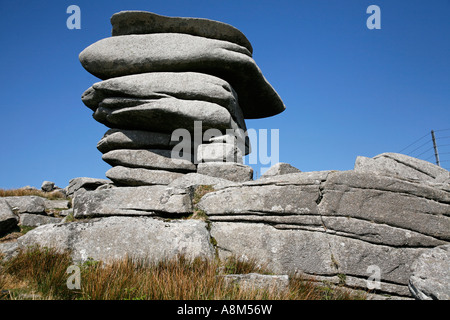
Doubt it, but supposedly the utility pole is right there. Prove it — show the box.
[431,130,440,166]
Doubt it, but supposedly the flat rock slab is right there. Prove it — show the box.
[355,152,450,183]
[97,129,175,154]
[83,72,240,118]
[79,34,285,119]
[168,173,237,190]
[102,149,196,173]
[3,196,46,214]
[211,221,425,297]
[43,199,70,210]
[111,11,253,53]
[199,184,319,215]
[321,171,450,241]
[73,185,193,217]
[95,98,238,133]
[200,170,450,243]
[106,166,184,186]
[408,245,450,300]
[19,213,62,228]
[17,216,215,263]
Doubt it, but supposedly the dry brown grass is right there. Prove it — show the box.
[0,247,366,300]
[0,188,66,200]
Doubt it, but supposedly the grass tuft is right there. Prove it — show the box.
[0,247,366,300]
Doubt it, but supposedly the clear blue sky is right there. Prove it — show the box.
[1,0,449,189]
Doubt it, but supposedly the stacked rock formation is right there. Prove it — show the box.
[79,11,285,187]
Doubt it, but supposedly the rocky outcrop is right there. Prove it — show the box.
[1,196,69,228]
[198,156,450,297]
[2,153,449,299]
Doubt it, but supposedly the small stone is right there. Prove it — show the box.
[260,163,301,179]
[66,177,112,197]
[197,162,253,182]
[354,152,449,182]
[41,181,55,192]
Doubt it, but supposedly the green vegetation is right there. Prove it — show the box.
[188,185,215,221]
[0,246,366,300]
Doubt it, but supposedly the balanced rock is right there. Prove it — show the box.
[79,11,285,189]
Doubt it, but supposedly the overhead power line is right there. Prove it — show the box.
[398,132,430,153]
